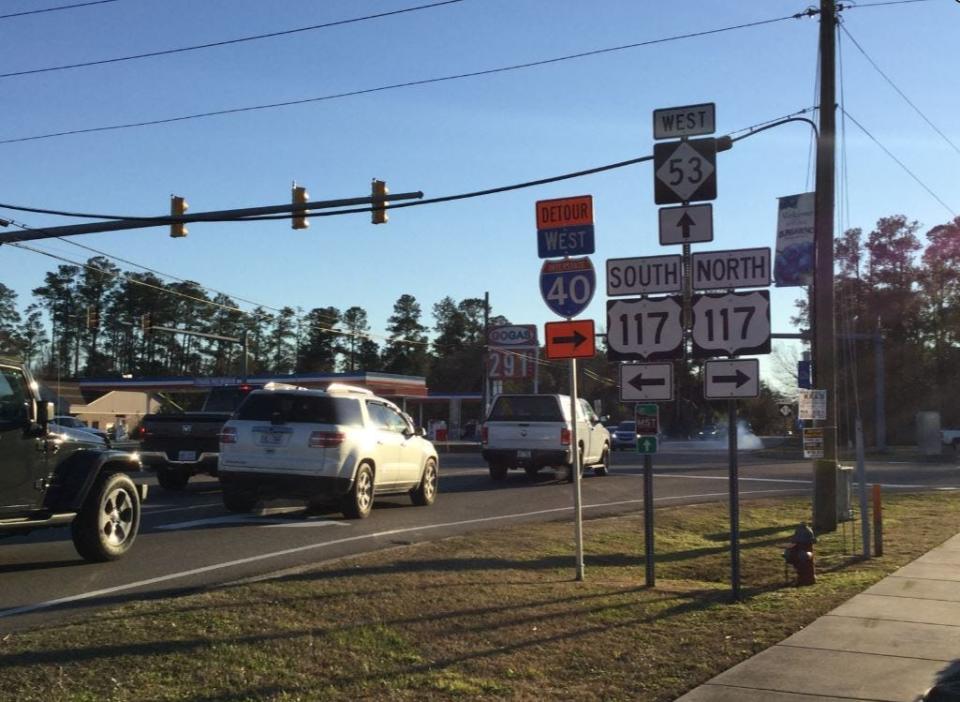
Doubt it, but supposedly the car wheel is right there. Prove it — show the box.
[524,465,540,479]
[593,447,610,476]
[489,463,508,481]
[222,485,257,513]
[71,472,141,562]
[411,457,438,506]
[156,466,190,491]
[342,462,375,519]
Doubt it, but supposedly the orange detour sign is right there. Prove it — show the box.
[536,195,595,259]
[544,320,595,360]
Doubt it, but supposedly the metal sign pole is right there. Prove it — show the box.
[643,452,655,587]
[728,398,741,600]
[570,357,585,581]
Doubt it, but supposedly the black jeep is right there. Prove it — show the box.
[0,359,147,561]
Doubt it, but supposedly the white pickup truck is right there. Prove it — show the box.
[480,394,611,481]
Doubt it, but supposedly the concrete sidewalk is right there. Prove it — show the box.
[676,533,960,702]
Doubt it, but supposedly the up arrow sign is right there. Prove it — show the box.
[703,359,760,400]
[658,204,713,246]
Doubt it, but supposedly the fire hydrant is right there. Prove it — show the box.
[783,523,816,586]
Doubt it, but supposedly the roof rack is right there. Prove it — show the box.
[325,383,374,396]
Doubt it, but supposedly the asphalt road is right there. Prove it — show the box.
[1,442,957,633]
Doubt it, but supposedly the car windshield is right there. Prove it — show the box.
[488,396,563,422]
[235,392,362,426]
[617,421,636,431]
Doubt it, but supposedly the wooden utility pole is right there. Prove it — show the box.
[813,0,839,533]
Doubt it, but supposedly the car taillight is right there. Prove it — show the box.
[138,425,150,439]
[309,431,344,448]
[220,427,237,444]
[481,425,488,445]
[560,427,571,446]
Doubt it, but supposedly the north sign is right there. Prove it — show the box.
[703,359,760,399]
[536,195,595,258]
[606,296,684,361]
[544,319,595,360]
[654,138,717,205]
[606,254,682,297]
[691,247,771,290]
[691,290,771,357]
[540,256,596,318]
[620,363,674,402]
[658,204,713,245]
[653,102,716,140]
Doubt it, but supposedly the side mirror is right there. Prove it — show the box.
[40,401,55,424]
[416,426,427,437]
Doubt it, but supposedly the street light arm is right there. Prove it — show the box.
[726,117,820,145]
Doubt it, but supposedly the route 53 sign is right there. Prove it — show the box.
[540,257,596,318]
[654,138,717,205]
[606,295,684,361]
[691,290,771,357]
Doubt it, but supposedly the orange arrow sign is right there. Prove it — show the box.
[545,320,595,359]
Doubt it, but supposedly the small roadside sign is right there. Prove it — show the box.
[536,195,594,258]
[659,204,713,245]
[540,257,596,318]
[544,319,595,360]
[653,103,716,140]
[620,363,673,402]
[637,435,658,454]
[798,389,827,420]
[635,403,659,435]
[703,359,760,400]
[779,403,794,418]
[654,138,717,205]
[606,254,683,296]
[691,247,771,290]
[803,427,824,458]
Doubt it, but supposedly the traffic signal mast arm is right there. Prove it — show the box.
[0,189,424,244]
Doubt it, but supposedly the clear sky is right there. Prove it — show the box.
[1,0,957,383]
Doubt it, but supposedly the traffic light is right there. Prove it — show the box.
[141,313,152,333]
[170,195,188,238]
[86,306,100,330]
[371,179,388,225]
[291,184,309,230]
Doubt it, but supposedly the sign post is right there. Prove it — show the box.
[635,403,659,587]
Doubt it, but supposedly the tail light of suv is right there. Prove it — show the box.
[220,427,237,444]
[481,424,488,445]
[560,427,571,446]
[309,431,345,448]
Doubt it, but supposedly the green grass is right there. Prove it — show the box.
[0,492,957,701]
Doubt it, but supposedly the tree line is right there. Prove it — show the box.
[1,211,957,443]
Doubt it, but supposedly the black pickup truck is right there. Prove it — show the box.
[138,384,258,490]
[0,358,146,561]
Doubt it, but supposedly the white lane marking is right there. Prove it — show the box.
[0,488,794,620]
[156,515,347,531]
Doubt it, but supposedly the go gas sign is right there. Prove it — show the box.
[487,324,538,348]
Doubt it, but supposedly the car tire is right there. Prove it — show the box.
[489,464,508,481]
[222,485,257,513]
[411,457,438,507]
[71,472,141,562]
[593,447,610,476]
[156,466,190,491]
[342,462,375,519]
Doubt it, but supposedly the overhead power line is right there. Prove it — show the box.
[842,108,956,217]
[0,1,464,80]
[0,0,119,21]
[0,12,803,146]
[840,23,960,158]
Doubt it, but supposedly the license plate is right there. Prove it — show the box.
[517,450,531,459]
[178,450,197,461]
[259,432,285,446]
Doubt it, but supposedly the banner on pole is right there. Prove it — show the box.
[774,193,815,287]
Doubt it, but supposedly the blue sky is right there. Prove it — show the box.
[1,0,957,383]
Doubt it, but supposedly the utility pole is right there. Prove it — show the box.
[813,0,839,534]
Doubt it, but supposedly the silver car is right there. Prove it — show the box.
[218,383,439,519]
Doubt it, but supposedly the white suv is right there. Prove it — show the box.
[218,384,438,519]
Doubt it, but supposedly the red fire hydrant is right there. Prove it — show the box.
[783,523,817,586]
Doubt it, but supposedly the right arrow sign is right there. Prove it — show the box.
[704,359,760,399]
